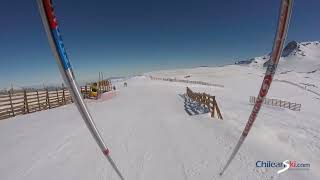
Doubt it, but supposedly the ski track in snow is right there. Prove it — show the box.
[274,79,320,97]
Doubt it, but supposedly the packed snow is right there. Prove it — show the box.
[0,41,319,180]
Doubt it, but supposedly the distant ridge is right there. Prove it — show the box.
[234,40,320,72]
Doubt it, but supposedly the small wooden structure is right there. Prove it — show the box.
[186,87,223,120]
[249,96,301,111]
[80,80,112,99]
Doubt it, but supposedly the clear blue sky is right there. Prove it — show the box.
[0,0,319,89]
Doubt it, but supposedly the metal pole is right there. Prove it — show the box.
[36,1,125,179]
[219,0,293,175]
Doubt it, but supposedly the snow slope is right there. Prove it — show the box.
[0,63,319,179]
[0,40,319,180]
[233,41,320,98]
[278,41,320,73]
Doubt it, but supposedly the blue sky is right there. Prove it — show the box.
[0,0,319,89]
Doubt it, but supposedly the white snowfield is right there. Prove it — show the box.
[1,42,320,180]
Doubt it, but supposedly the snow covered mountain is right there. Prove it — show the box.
[235,40,320,73]
[233,40,320,96]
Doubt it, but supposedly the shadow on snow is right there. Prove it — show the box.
[178,94,209,116]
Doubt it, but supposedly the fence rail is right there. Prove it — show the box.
[249,96,301,111]
[150,76,224,88]
[186,87,223,119]
[0,89,73,120]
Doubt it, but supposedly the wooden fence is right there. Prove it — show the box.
[0,80,113,120]
[249,96,301,111]
[0,89,73,120]
[150,76,224,88]
[186,87,223,119]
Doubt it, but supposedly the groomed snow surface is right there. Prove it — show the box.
[1,65,320,180]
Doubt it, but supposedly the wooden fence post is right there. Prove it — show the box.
[24,90,29,114]
[8,91,15,117]
[215,98,223,120]
[46,89,51,109]
[62,88,66,104]
[56,88,59,105]
[289,102,291,110]
[70,90,73,103]
[211,96,215,118]
[36,90,41,110]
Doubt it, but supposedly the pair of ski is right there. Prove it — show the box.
[36,0,293,179]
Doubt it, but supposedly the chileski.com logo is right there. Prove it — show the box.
[256,160,311,174]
